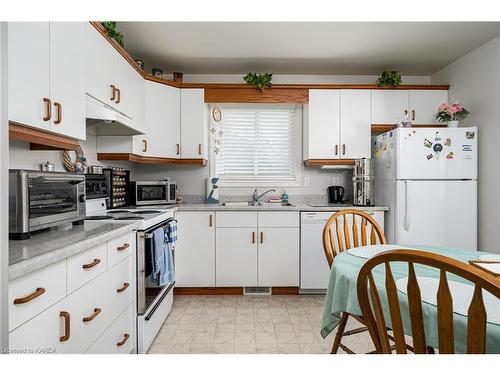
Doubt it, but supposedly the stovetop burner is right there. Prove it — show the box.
[134,210,162,214]
[86,215,115,220]
[114,216,145,221]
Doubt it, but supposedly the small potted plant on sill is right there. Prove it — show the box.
[435,101,470,127]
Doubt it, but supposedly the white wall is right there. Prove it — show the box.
[432,35,500,253]
[1,22,9,351]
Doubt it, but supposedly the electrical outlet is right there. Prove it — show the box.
[304,177,311,186]
[332,176,340,186]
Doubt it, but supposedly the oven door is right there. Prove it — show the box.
[135,182,168,206]
[137,219,175,316]
[28,175,84,229]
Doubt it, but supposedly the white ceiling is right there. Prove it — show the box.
[117,22,500,75]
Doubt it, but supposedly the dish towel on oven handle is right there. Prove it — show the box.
[159,219,177,285]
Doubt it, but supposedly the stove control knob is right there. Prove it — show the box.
[79,194,86,203]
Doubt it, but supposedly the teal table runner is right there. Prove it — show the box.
[320,245,500,353]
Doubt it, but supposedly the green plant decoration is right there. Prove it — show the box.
[376,71,402,87]
[102,21,125,47]
[243,72,273,91]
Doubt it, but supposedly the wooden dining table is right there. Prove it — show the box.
[320,244,500,353]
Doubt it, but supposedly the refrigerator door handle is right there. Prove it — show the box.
[404,181,411,231]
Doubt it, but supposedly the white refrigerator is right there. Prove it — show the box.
[373,127,477,250]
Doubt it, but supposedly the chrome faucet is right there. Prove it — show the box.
[252,189,276,205]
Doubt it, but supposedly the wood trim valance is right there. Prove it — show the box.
[9,122,80,151]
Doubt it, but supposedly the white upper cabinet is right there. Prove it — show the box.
[340,90,371,159]
[409,90,448,124]
[141,80,180,158]
[180,89,208,159]
[8,22,50,131]
[86,23,114,106]
[49,22,86,140]
[371,90,409,124]
[8,22,86,140]
[303,89,340,159]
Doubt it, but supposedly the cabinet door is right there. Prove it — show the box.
[258,228,299,287]
[409,90,448,125]
[304,89,340,159]
[175,211,216,287]
[8,22,50,131]
[180,89,208,159]
[371,90,409,124]
[144,81,180,158]
[216,228,257,287]
[113,52,141,123]
[49,22,86,140]
[86,23,114,105]
[340,90,371,159]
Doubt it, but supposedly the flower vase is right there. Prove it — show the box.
[447,120,459,128]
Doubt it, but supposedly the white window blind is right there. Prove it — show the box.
[214,106,297,183]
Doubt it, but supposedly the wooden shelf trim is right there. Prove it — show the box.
[371,124,448,132]
[9,122,80,151]
[204,87,309,104]
[304,159,356,166]
[97,153,207,166]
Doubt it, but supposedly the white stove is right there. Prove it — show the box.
[85,199,174,230]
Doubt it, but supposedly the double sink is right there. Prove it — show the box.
[220,202,295,208]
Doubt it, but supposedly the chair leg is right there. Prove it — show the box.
[331,313,349,354]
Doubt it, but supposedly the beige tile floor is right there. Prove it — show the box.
[148,294,376,354]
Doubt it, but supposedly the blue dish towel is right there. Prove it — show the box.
[160,220,177,285]
[151,227,166,283]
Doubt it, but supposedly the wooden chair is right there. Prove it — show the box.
[357,249,500,354]
[322,209,386,354]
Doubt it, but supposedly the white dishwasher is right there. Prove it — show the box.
[300,210,385,293]
[300,212,333,293]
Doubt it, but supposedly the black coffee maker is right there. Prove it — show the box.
[328,186,345,204]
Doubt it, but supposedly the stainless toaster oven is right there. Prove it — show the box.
[9,170,86,240]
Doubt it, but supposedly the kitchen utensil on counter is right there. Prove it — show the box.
[40,161,55,172]
[353,158,375,206]
[88,165,103,174]
[328,186,345,204]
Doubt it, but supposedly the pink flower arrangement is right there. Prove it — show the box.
[435,101,470,122]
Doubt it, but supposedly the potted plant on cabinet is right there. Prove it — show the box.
[435,101,470,127]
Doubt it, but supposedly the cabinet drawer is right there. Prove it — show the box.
[107,232,135,268]
[258,212,299,228]
[9,260,66,332]
[105,256,135,320]
[67,243,108,293]
[216,211,257,228]
[86,303,135,354]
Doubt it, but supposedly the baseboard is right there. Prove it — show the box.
[173,286,299,295]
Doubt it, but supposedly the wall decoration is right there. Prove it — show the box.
[63,146,88,174]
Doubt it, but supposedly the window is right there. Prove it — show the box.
[211,104,300,186]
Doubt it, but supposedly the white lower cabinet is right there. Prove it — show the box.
[8,231,136,354]
[213,211,299,287]
[216,228,258,287]
[175,211,216,287]
[258,227,299,286]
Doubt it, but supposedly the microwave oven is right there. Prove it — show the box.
[9,170,86,240]
[130,180,177,206]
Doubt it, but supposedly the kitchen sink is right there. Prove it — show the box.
[220,202,295,208]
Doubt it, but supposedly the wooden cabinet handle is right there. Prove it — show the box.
[82,258,101,269]
[198,144,202,155]
[209,214,213,227]
[176,144,180,155]
[54,102,62,125]
[83,307,102,322]
[116,88,121,104]
[59,311,70,342]
[110,85,116,101]
[411,109,416,121]
[13,287,46,305]
[117,243,130,251]
[342,144,346,155]
[117,282,130,293]
[335,144,338,156]
[142,139,148,152]
[252,232,255,244]
[260,231,264,244]
[43,97,51,121]
[117,333,130,347]
[404,109,408,115]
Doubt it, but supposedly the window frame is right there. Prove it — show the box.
[209,104,303,188]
